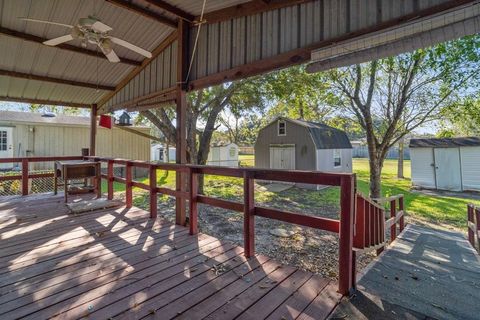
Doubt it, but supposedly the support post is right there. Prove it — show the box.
[399,196,405,232]
[149,165,158,219]
[243,171,255,258]
[338,175,355,296]
[390,199,397,242]
[476,207,480,250]
[89,104,97,156]
[189,168,198,235]
[125,162,133,208]
[175,18,189,226]
[468,205,474,247]
[107,160,114,200]
[21,158,28,196]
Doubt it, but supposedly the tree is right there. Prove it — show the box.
[323,35,479,197]
[263,66,337,122]
[438,97,480,136]
[141,78,265,191]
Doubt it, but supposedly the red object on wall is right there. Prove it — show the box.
[99,115,112,129]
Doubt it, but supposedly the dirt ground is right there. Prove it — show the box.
[132,185,381,281]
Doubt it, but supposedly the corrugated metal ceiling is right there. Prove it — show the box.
[1,0,243,106]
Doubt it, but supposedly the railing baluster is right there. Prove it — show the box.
[21,159,28,196]
[476,207,480,250]
[125,162,133,208]
[390,199,397,242]
[243,171,255,258]
[107,160,114,200]
[149,165,157,219]
[189,168,198,235]
[399,196,405,232]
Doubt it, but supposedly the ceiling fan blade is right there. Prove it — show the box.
[43,34,74,46]
[110,37,152,58]
[19,17,73,28]
[100,46,120,63]
[92,21,113,33]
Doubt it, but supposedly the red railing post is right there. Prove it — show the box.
[399,196,405,232]
[125,162,133,208]
[338,175,355,296]
[149,165,157,219]
[107,160,114,200]
[475,207,480,250]
[21,158,28,196]
[468,204,475,247]
[189,168,198,235]
[390,199,397,242]
[243,171,255,258]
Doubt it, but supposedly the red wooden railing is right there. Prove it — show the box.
[85,156,356,295]
[467,204,480,251]
[1,155,407,297]
[0,156,84,195]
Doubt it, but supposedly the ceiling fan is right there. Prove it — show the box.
[19,16,152,63]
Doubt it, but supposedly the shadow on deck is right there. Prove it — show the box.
[0,194,341,319]
[332,224,480,320]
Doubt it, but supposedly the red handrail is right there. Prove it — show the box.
[85,155,356,296]
[354,193,405,255]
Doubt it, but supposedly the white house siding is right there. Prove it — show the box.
[410,148,436,189]
[460,146,480,191]
[8,124,150,170]
[316,149,352,173]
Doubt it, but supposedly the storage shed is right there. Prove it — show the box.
[254,117,352,173]
[0,111,151,170]
[207,143,239,167]
[150,144,176,162]
[409,137,480,192]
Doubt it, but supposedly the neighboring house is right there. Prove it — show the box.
[207,143,239,167]
[0,111,151,170]
[151,144,176,162]
[254,117,352,173]
[409,137,480,192]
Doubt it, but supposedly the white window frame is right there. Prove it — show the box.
[333,149,342,167]
[278,120,286,136]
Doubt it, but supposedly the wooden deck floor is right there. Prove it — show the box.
[0,194,341,320]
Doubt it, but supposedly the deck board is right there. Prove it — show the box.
[0,194,341,320]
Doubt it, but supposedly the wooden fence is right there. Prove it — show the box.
[0,155,406,296]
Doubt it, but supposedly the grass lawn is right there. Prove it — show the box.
[106,156,477,229]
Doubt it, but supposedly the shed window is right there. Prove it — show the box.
[278,121,286,136]
[0,131,7,151]
[334,149,341,167]
[229,147,236,157]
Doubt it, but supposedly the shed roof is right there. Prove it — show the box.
[279,117,352,150]
[0,110,148,129]
[409,137,480,148]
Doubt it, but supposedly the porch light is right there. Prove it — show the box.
[117,111,132,126]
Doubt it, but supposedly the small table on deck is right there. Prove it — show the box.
[54,160,101,202]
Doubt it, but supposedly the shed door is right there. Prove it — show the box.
[0,127,13,169]
[434,148,462,191]
[270,146,295,170]
[411,148,435,188]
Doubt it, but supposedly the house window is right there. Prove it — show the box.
[278,121,286,136]
[0,131,7,151]
[334,149,341,167]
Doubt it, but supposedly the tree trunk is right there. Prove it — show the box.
[397,138,404,179]
[369,156,383,199]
